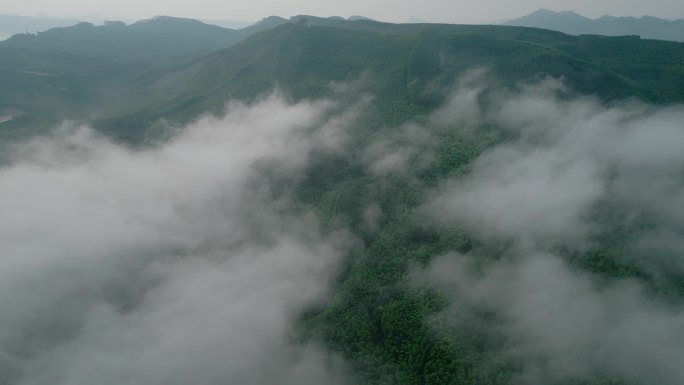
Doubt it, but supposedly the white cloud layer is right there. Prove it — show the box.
[0,95,353,385]
[426,78,684,250]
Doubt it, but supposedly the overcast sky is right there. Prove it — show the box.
[1,0,683,24]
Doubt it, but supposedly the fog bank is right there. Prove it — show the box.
[420,77,684,384]
[0,95,354,385]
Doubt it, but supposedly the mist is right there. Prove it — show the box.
[418,76,684,384]
[3,66,684,385]
[0,94,355,385]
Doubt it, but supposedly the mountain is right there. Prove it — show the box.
[91,19,684,141]
[0,16,244,138]
[1,14,684,385]
[0,14,82,41]
[239,14,355,33]
[0,15,389,137]
[504,9,684,42]
[1,16,241,61]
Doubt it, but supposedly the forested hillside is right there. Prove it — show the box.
[1,16,683,385]
[0,17,245,139]
[63,19,684,140]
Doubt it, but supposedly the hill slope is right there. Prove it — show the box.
[0,17,242,138]
[1,16,684,385]
[95,19,684,141]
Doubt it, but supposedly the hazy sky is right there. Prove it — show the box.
[1,0,683,23]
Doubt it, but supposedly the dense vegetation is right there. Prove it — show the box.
[0,16,281,140]
[1,16,683,385]
[90,19,684,141]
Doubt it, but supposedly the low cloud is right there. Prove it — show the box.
[0,94,355,385]
[362,123,436,176]
[419,76,684,384]
[425,77,684,251]
[423,253,684,385]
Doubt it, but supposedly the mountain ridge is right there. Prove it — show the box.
[504,9,684,41]
[90,19,684,141]
[2,15,684,143]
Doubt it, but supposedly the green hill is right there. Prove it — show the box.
[94,19,684,141]
[0,17,242,139]
[0,15,370,139]
[6,16,682,143]
[1,17,240,61]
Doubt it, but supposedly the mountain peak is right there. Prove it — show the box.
[135,15,206,25]
[258,16,287,23]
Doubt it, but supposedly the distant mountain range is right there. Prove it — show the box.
[2,13,683,144]
[0,14,389,136]
[504,9,684,42]
[0,15,83,40]
[5,11,684,43]
[0,13,379,41]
